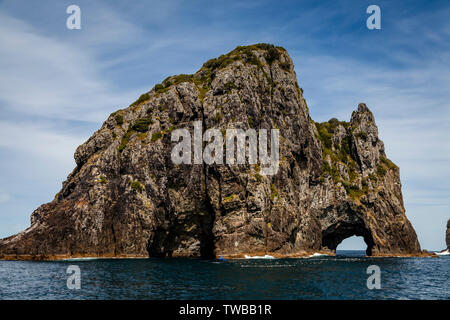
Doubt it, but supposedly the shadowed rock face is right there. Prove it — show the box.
[447,219,450,250]
[0,44,423,260]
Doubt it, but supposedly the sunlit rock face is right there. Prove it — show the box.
[0,44,423,260]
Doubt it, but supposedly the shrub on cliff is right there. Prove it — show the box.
[265,47,280,64]
[130,181,144,193]
[132,118,153,132]
[130,93,150,106]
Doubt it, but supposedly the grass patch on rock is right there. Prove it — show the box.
[130,180,144,193]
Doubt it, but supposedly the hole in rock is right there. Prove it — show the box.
[336,236,367,256]
[321,220,374,256]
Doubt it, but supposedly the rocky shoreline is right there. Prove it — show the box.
[0,250,437,261]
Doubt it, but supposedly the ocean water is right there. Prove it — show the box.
[0,251,448,300]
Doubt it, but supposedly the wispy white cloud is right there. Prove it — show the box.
[0,12,140,122]
[0,121,84,165]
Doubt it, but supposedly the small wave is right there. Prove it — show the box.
[244,254,275,259]
[62,257,101,261]
[62,256,147,261]
[241,264,295,268]
[307,253,330,258]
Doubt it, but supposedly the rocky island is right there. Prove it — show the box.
[447,219,450,250]
[440,219,450,254]
[0,44,430,260]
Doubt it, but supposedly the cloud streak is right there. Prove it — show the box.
[0,15,132,121]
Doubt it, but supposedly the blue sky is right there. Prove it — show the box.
[0,0,448,250]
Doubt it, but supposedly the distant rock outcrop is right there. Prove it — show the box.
[0,44,427,260]
[446,219,450,250]
[438,219,450,254]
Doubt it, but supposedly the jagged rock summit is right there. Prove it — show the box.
[0,44,427,260]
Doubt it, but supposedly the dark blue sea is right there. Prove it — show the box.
[0,251,448,300]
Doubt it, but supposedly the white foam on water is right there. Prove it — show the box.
[62,257,101,261]
[62,257,147,261]
[244,254,275,259]
[436,249,450,256]
[307,252,330,258]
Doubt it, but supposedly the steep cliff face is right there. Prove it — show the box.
[446,219,450,250]
[0,44,423,260]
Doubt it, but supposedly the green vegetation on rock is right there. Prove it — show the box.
[315,119,369,200]
[270,184,279,201]
[342,181,366,200]
[199,43,282,86]
[151,131,163,142]
[168,125,177,133]
[132,117,153,132]
[130,93,150,106]
[118,129,134,153]
[214,112,223,123]
[130,180,144,193]
[117,116,156,153]
[114,113,124,126]
[223,194,237,203]
[355,131,368,140]
[97,176,108,184]
[118,44,287,156]
[153,74,195,94]
[376,156,397,178]
[126,44,285,117]
[265,46,280,64]
[315,119,354,177]
[380,156,398,170]
[224,81,237,93]
[248,115,254,128]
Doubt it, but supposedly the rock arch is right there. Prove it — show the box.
[319,203,375,256]
[321,221,375,256]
